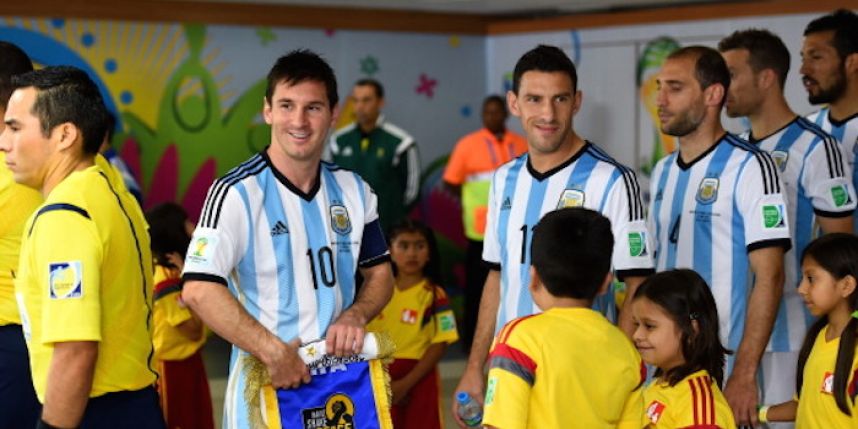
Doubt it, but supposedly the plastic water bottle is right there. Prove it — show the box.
[455,391,483,427]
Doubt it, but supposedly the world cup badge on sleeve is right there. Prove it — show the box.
[557,188,585,209]
[696,177,719,204]
[330,205,352,235]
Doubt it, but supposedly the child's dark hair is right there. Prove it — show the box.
[387,219,442,286]
[633,269,731,387]
[796,233,858,415]
[531,207,613,300]
[146,203,192,269]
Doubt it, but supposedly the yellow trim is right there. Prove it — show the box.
[370,359,394,429]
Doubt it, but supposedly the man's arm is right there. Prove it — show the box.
[326,261,394,356]
[817,215,853,234]
[183,280,309,388]
[724,245,784,426]
[452,269,500,428]
[41,341,98,428]
[618,275,646,337]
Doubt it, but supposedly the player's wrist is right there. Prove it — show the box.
[757,405,770,423]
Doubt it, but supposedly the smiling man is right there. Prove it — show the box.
[802,10,858,234]
[181,50,394,428]
[452,44,653,428]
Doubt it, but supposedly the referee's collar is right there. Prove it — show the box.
[526,140,590,182]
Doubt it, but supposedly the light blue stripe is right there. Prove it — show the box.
[665,163,691,269]
[496,157,525,330]
[235,183,261,323]
[693,141,732,291]
[301,195,336,337]
[652,154,675,266]
[728,155,754,352]
[518,175,548,318]
[322,168,356,311]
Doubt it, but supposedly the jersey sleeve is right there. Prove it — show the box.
[427,286,459,345]
[442,137,470,186]
[803,135,857,217]
[482,321,536,429]
[736,151,792,252]
[603,167,655,279]
[481,171,502,269]
[662,379,723,429]
[358,184,390,267]
[33,208,103,344]
[182,182,247,286]
[395,142,421,208]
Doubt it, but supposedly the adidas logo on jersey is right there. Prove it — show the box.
[271,221,289,236]
[501,197,512,211]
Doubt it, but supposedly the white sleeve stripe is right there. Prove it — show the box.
[201,154,264,227]
[404,146,420,205]
[202,157,266,228]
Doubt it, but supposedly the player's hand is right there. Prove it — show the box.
[452,365,485,429]
[326,309,366,356]
[391,379,410,405]
[724,373,759,427]
[263,338,311,389]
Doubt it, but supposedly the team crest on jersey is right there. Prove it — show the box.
[762,204,787,229]
[49,261,83,299]
[821,371,834,394]
[330,205,352,235]
[557,189,585,209]
[301,392,356,429]
[771,151,789,172]
[646,400,666,423]
[401,309,418,324]
[830,184,852,208]
[696,177,719,204]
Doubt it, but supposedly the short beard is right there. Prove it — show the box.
[662,109,705,137]
[808,68,847,105]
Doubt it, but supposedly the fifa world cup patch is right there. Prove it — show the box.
[628,232,648,257]
[485,376,498,406]
[830,184,852,208]
[821,371,834,394]
[646,400,666,423]
[439,313,456,332]
[187,232,219,267]
[761,204,787,229]
[48,261,83,299]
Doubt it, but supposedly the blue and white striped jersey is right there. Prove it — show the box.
[743,117,855,352]
[648,133,791,352]
[182,151,389,429]
[483,142,654,332]
[807,108,858,234]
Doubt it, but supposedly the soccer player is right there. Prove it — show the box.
[181,50,394,428]
[1,66,164,427]
[443,95,527,349]
[482,208,644,429]
[453,44,654,427]
[329,78,420,232]
[649,45,791,427]
[719,28,855,421]
[0,40,42,429]
[802,10,858,232]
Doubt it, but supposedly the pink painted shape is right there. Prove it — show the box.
[119,138,142,183]
[324,29,336,37]
[143,144,178,210]
[415,73,438,98]
[182,158,217,223]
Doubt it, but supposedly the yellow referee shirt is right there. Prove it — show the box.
[366,279,458,360]
[152,264,205,361]
[482,307,645,429]
[795,325,858,429]
[16,157,156,401]
[0,154,41,326]
[642,370,736,429]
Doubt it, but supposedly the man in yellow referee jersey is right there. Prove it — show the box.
[0,66,164,428]
[0,40,42,429]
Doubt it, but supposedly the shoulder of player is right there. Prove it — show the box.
[332,122,359,140]
[378,120,415,144]
[197,154,268,228]
[584,142,640,178]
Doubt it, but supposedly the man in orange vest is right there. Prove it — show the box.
[443,95,526,349]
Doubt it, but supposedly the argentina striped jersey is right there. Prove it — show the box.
[483,142,654,332]
[182,151,389,429]
[648,133,791,352]
[807,108,858,234]
[743,117,855,352]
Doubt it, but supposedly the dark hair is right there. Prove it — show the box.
[12,66,108,155]
[512,44,578,94]
[796,233,858,416]
[531,208,612,300]
[633,269,731,387]
[804,9,858,60]
[668,46,731,106]
[265,49,338,108]
[354,78,384,99]
[0,41,33,108]
[146,203,192,269]
[718,29,791,89]
[387,218,441,286]
[482,94,506,113]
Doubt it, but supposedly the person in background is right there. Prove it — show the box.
[366,219,458,429]
[443,95,526,350]
[146,202,214,429]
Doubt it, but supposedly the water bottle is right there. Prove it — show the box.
[455,391,483,427]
